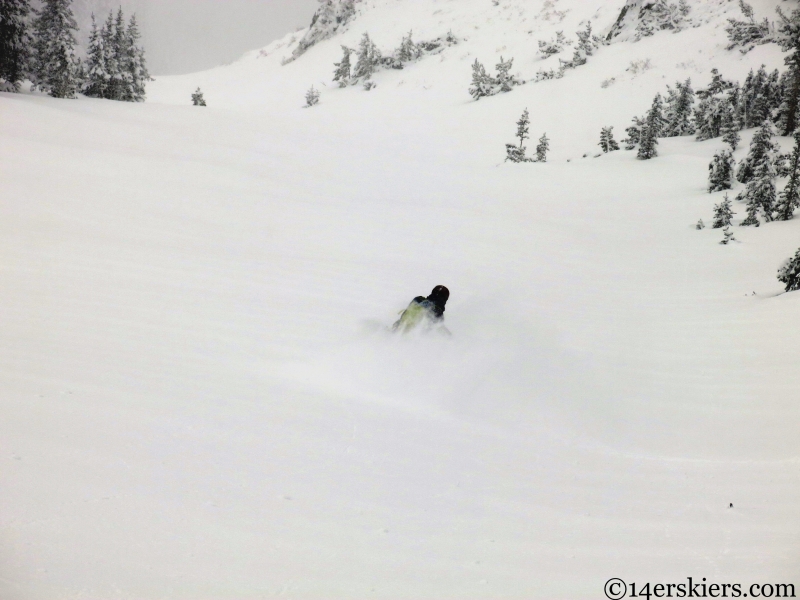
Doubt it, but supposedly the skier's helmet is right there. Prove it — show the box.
[428,285,450,305]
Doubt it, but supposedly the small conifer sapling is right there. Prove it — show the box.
[720,226,736,244]
[505,108,531,163]
[192,87,206,106]
[305,85,320,107]
[712,194,734,228]
[333,45,352,87]
[599,126,620,153]
[536,132,550,163]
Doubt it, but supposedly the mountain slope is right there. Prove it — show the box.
[1,0,799,598]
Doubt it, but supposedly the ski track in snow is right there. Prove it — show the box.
[1,0,799,598]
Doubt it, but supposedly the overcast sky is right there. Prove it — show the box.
[73,0,320,75]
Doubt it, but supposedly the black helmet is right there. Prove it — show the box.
[428,285,450,305]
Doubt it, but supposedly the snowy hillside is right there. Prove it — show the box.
[2,0,799,598]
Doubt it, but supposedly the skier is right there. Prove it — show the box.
[392,285,450,333]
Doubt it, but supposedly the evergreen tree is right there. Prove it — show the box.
[82,14,108,98]
[738,120,778,225]
[353,32,380,81]
[536,132,550,163]
[537,31,566,58]
[304,85,320,107]
[695,69,736,140]
[0,0,31,92]
[638,94,663,160]
[30,0,80,98]
[777,247,800,291]
[712,194,734,228]
[575,22,596,58]
[725,0,772,53]
[100,11,119,99]
[748,66,773,127]
[737,118,778,184]
[708,149,735,192]
[469,58,492,100]
[495,56,516,93]
[396,30,420,62]
[191,87,206,106]
[332,45,352,87]
[598,126,620,153]
[111,8,131,100]
[776,5,800,134]
[623,115,645,150]
[505,108,530,163]
[720,226,736,244]
[125,14,149,102]
[720,98,741,150]
[775,128,800,220]
[663,79,695,137]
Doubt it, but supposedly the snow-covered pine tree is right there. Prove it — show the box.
[637,94,663,160]
[777,247,800,291]
[332,45,352,87]
[663,79,695,137]
[776,5,800,134]
[708,149,735,192]
[537,31,567,58]
[30,0,81,98]
[575,22,597,58]
[111,8,133,101]
[536,132,550,163]
[720,226,736,244]
[100,11,119,100]
[191,87,206,106]
[598,126,620,153]
[737,118,778,184]
[469,59,492,100]
[694,69,738,140]
[623,115,645,150]
[713,194,734,228]
[726,0,772,53]
[125,14,149,102]
[775,128,800,220]
[495,56,518,93]
[396,31,420,62]
[304,85,320,107]
[505,108,530,163]
[738,120,778,226]
[353,32,380,81]
[0,0,31,92]
[720,97,741,151]
[82,14,108,98]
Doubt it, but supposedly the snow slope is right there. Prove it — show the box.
[1,0,799,598]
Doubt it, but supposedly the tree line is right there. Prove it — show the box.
[0,0,149,101]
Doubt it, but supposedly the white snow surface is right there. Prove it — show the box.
[2,0,799,598]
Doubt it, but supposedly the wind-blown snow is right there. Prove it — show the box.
[1,0,798,598]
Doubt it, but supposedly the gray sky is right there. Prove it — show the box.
[73,0,320,75]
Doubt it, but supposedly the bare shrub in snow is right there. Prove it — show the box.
[627,59,652,76]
